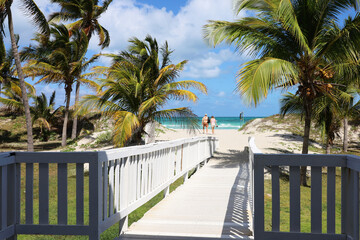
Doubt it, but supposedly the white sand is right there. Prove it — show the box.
[156,128,308,154]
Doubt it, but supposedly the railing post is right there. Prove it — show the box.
[253,153,264,239]
[89,152,103,240]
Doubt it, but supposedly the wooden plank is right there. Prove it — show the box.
[290,166,301,232]
[15,163,20,224]
[88,153,101,240]
[16,152,97,163]
[16,224,90,235]
[253,156,264,238]
[271,165,280,231]
[327,167,336,234]
[39,163,49,224]
[311,166,322,233]
[7,164,16,229]
[76,163,84,225]
[103,161,108,219]
[347,156,360,172]
[136,156,141,200]
[0,225,15,239]
[341,168,350,234]
[25,163,33,224]
[257,154,346,167]
[262,231,346,240]
[0,166,7,229]
[109,161,114,216]
[57,163,68,225]
[353,171,359,240]
[114,159,120,212]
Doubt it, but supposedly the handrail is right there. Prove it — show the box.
[5,135,218,240]
[248,137,360,240]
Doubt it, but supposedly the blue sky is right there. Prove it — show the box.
[7,0,299,117]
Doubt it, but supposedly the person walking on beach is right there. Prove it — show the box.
[202,114,209,134]
[210,116,218,134]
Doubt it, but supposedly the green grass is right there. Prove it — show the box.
[264,168,342,233]
[17,164,193,240]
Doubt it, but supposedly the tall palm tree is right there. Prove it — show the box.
[0,0,49,151]
[23,24,88,147]
[49,0,112,138]
[48,0,112,49]
[204,0,360,185]
[70,55,99,139]
[78,36,207,147]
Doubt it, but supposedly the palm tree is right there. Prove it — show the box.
[0,0,49,151]
[0,79,35,114]
[30,91,59,141]
[70,55,100,139]
[281,93,341,154]
[49,0,112,138]
[48,0,112,49]
[78,36,207,147]
[204,0,360,185]
[23,24,88,147]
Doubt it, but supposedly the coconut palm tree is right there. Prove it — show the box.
[0,0,49,151]
[204,0,360,185]
[70,55,100,139]
[48,0,112,49]
[49,0,112,137]
[30,91,59,141]
[23,24,88,147]
[78,36,207,147]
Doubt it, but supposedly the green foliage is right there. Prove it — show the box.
[79,35,207,147]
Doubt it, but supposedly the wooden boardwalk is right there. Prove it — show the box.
[121,144,253,239]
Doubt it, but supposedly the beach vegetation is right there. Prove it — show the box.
[77,35,207,147]
[22,24,90,147]
[0,0,50,151]
[204,0,360,185]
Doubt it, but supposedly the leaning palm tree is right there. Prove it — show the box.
[0,0,49,151]
[23,24,88,147]
[79,36,207,147]
[49,0,112,49]
[204,0,360,185]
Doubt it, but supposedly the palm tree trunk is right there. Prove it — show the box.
[71,81,80,139]
[62,87,72,147]
[6,3,34,151]
[326,141,331,154]
[343,117,348,152]
[301,97,312,186]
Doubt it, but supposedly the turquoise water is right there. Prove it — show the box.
[159,117,262,130]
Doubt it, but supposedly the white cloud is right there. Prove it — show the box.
[7,0,246,80]
[217,91,226,97]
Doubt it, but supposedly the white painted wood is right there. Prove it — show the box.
[103,161,108,219]
[109,161,115,217]
[114,159,120,212]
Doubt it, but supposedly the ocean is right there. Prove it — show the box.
[159,117,262,130]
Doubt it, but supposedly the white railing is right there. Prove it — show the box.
[0,136,218,239]
[248,137,360,240]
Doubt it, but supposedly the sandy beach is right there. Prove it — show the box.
[155,127,307,154]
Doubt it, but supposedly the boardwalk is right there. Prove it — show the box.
[121,133,253,239]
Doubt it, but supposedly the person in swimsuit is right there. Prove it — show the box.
[210,116,217,134]
[202,114,209,134]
